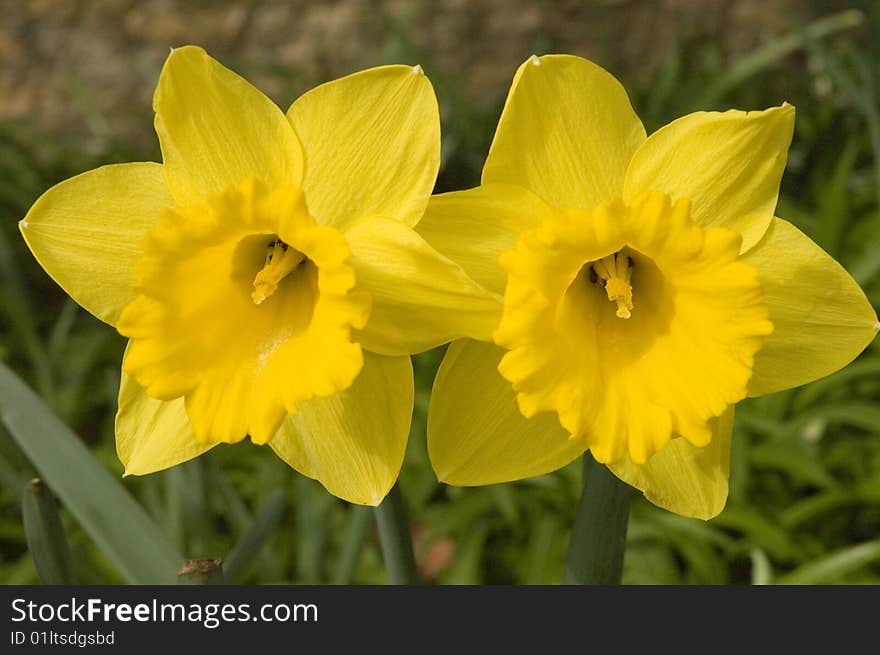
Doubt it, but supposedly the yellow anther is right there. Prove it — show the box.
[251,240,305,305]
[592,253,633,319]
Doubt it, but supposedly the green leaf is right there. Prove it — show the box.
[223,489,286,584]
[0,362,183,583]
[778,540,880,584]
[22,478,76,584]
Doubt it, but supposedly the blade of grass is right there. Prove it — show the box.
[793,358,880,410]
[46,299,78,365]
[295,475,330,583]
[711,506,801,562]
[0,425,30,499]
[0,228,54,402]
[374,483,418,584]
[778,540,880,584]
[524,515,560,584]
[0,362,183,583]
[22,478,76,584]
[332,504,373,584]
[750,547,774,585]
[207,465,253,534]
[223,489,286,584]
[444,520,490,585]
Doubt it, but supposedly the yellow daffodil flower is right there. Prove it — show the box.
[419,54,879,519]
[20,46,498,505]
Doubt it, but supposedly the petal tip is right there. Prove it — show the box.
[873,321,879,331]
[412,64,423,76]
[167,44,204,58]
[529,54,541,66]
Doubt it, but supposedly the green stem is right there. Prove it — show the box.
[563,452,632,584]
[374,483,418,584]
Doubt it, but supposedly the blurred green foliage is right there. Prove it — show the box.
[2,6,880,585]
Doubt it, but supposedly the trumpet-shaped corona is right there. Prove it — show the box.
[495,192,772,464]
[117,179,370,445]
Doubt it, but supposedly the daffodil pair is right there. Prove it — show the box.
[21,48,877,520]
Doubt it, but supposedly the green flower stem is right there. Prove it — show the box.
[374,483,418,584]
[563,451,633,584]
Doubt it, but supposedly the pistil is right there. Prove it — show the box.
[252,239,305,305]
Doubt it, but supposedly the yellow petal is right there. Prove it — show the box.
[428,340,584,485]
[116,371,213,476]
[483,54,646,210]
[345,217,502,356]
[743,217,879,396]
[624,105,794,252]
[609,406,734,520]
[19,162,172,326]
[154,45,304,206]
[287,64,440,230]
[269,353,413,505]
[416,184,554,295]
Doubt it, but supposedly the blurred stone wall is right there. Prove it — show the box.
[0,0,847,149]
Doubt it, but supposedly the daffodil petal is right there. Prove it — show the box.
[269,353,412,506]
[416,184,554,295]
[623,105,794,252]
[154,45,304,206]
[287,65,440,230]
[428,339,584,485]
[483,54,646,210]
[19,162,172,326]
[743,217,879,396]
[345,217,502,356]
[608,406,734,520]
[116,371,214,476]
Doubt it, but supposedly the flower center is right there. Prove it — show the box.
[591,252,633,319]
[252,239,306,305]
